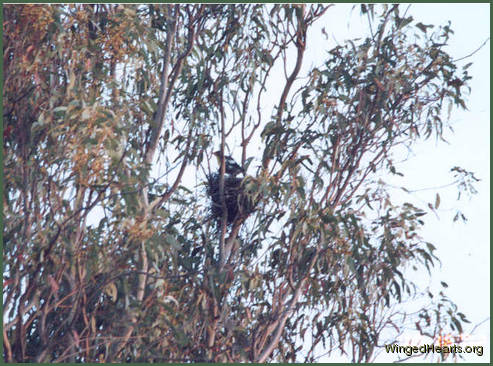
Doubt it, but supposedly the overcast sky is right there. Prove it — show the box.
[170,4,490,362]
[305,3,490,362]
[84,3,488,362]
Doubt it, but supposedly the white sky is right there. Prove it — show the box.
[305,3,490,363]
[155,4,489,362]
[79,3,488,362]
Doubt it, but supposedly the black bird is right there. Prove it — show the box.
[213,151,245,176]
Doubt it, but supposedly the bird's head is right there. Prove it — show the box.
[213,150,244,176]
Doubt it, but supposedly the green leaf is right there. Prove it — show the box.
[416,22,433,33]
[165,235,180,249]
[435,193,440,209]
[398,16,413,29]
[426,242,436,252]
[451,316,463,333]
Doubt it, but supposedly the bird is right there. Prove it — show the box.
[213,151,245,176]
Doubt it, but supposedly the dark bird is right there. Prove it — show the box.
[213,151,245,176]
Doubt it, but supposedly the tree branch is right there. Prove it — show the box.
[263,5,307,170]
[256,247,320,362]
[144,4,178,166]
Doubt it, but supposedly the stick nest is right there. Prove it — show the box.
[206,173,258,224]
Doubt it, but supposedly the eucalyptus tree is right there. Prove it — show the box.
[3,4,475,362]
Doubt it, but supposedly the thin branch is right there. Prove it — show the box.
[256,247,320,362]
[150,127,194,212]
[144,4,178,166]
[453,37,490,62]
[263,5,307,170]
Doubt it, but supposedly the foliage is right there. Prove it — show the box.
[3,4,475,362]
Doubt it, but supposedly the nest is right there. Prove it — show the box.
[206,173,257,224]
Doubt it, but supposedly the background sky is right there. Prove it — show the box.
[175,4,490,362]
[96,3,488,362]
[303,3,490,363]
[5,3,487,363]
